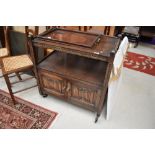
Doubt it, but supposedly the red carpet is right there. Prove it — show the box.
[124,52,155,76]
[0,89,58,129]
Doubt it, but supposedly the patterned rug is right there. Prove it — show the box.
[0,89,58,129]
[124,52,155,76]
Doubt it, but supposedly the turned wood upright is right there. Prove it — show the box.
[29,28,120,122]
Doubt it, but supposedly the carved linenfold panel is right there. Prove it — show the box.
[41,74,65,95]
[71,85,100,106]
[39,70,102,109]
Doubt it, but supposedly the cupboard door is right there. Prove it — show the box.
[39,71,66,97]
[69,82,101,110]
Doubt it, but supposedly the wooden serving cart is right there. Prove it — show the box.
[29,27,120,122]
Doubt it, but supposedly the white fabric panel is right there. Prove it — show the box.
[113,51,124,75]
[106,37,129,120]
[118,36,129,56]
[107,51,124,120]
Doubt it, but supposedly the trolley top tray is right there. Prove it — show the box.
[36,28,101,48]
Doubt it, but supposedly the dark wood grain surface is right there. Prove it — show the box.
[33,28,120,60]
[39,28,100,48]
[38,51,107,87]
[29,28,120,122]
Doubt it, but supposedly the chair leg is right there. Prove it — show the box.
[3,74,16,104]
[15,72,22,81]
[134,39,139,48]
[0,68,3,78]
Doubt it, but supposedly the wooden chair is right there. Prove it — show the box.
[0,27,12,78]
[0,51,9,78]
[0,27,10,57]
[87,26,113,35]
[0,48,8,60]
[44,26,58,56]
[1,26,38,104]
[79,26,91,31]
[121,26,140,47]
[46,26,65,30]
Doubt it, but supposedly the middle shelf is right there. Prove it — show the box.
[37,50,108,87]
